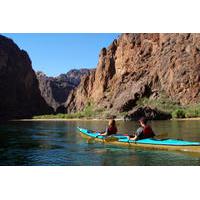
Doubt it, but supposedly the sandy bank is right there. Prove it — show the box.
[11,118,118,122]
[171,117,200,121]
[11,117,200,122]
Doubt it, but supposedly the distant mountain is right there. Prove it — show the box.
[36,69,91,112]
[0,35,53,120]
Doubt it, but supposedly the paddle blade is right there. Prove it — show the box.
[105,137,118,142]
[87,138,96,144]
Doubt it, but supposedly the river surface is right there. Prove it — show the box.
[0,120,200,166]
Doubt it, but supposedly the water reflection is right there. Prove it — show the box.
[0,120,200,165]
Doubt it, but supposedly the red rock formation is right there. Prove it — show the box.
[66,33,200,114]
[0,35,53,120]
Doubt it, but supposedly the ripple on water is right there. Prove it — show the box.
[0,120,200,165]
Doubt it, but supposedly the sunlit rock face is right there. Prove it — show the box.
[66,33,200,114]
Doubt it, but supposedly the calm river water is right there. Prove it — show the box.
[0,120,200,166]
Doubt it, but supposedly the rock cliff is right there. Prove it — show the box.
[36,69,90,112]
[66,33,200,115]
[0,35,53,120]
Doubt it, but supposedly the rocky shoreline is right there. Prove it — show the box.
[11,116,200,122]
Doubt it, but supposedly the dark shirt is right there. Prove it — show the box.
[106,126,117,136]
[135,125,155,140]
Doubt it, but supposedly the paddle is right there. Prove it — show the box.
[104,136,119,142]
[87,133,100,143]
[86,130,103,143]
[154,133,168,139]
[87,137,96,144]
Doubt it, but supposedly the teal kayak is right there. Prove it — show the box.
[78,127,200,153]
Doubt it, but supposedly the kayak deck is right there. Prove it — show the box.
[78,127,200,153]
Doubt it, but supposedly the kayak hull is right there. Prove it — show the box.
[78,127,200,153]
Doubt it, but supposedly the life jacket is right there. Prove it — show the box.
[107,126,117,135]
[142,125,155,139]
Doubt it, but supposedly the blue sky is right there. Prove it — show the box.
[3,33,119,77]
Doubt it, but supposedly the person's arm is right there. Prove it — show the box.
[129,127,143,140]
[100,127,108,136]
[129,134,138,140]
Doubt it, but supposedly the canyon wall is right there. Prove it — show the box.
[0,35,53,120]
[36,69,90,112]
[66,33,200,114]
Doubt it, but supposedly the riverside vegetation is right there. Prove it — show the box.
[33,96,200,120]
[137,96,200,119]
[33,103,107,119]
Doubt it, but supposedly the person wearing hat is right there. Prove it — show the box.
[129,117,155,140]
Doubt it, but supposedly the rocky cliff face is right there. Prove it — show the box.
[0,35,53,120]
[36,69,90,112]
[66,33,200,114]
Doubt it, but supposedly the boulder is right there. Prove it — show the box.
[124,106,172,121]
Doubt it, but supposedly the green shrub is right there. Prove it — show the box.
[83,103,94,117]
[136,95,181,114]
[32,102,105,119]
[172,109,186,118]
[185,109,200,118]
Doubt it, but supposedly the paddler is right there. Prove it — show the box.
[129,117,155,140]
[100,119,118,136]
